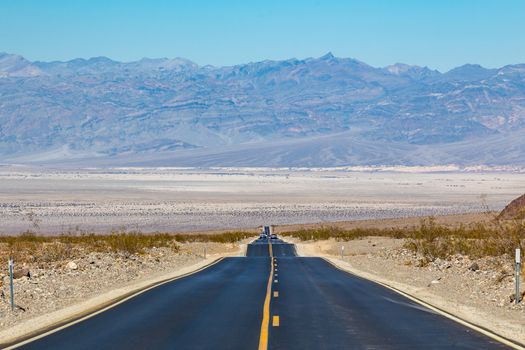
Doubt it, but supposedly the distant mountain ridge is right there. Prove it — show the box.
[1,52,524,167]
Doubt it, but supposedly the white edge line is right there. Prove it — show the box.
[322,257,525,350]
[4,257,225,350]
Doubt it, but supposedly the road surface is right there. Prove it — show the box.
[9,239,517,349]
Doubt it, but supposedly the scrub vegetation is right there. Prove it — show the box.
[0,230,254,264]
[282,217,525,262]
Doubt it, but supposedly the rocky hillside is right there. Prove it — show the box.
[499,194,525,220]
[1,52,525,166]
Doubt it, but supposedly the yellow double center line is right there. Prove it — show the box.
[258,242,274,350]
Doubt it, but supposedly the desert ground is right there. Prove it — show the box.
[1,166,524,235]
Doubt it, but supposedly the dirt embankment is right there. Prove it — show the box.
[499,193,525,220]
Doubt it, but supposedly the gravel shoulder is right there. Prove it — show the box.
[291,236,525,346]
[0,240,250,346]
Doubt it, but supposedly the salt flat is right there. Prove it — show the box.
[0,167,524,234]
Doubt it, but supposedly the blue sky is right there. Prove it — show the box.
[1,0,524,71]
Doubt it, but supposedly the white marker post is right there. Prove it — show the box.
[8,256,14,311]
[516,248,521,305]
[341,246,345,260]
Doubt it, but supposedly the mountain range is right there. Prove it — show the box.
[1,51,524,167]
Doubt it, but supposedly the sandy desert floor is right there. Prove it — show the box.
[0,166,524,234]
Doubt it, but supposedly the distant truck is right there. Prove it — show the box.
[260,225,276,240]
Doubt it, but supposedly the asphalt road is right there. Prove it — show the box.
[11,239,516,350]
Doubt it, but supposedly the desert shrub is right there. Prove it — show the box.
[37,242,75,263]
[281,225,406,241]
[0,231,45,262]
[102,232,176,254]
[55,231,178,255]
[404,218,524,261]
[281,226,346,241]
[172,231,254,243]
[0,229,255,264]
[282,216,525,261]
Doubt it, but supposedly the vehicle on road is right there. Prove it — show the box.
[270,234,278,240]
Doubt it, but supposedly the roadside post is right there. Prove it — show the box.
[341,246,344,260]
[204,245,207,259]
[516,248,521,305]
[8,256,14,311]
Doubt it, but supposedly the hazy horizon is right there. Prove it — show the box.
[2,50,522,74]
[1,1,524,72]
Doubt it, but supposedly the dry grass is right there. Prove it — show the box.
[403,217,524,262]
[171,231,254,244]
[280,226,407,241]
[0,230,254,265]
[282,216,524,262]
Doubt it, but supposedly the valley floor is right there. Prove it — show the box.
[0,167,524,234]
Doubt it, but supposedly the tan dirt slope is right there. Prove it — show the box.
[499,193,525,220]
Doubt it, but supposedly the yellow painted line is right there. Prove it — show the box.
[322,258,525,350]
[258,242,274,350]
[272,315,280,327]
[273,291,279,298]
[4,257,226,350]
